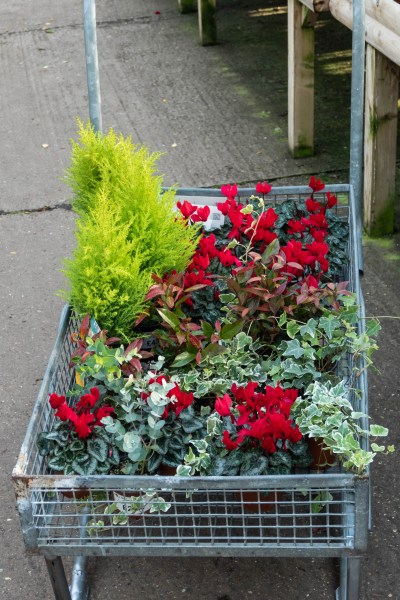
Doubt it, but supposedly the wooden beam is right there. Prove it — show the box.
[288,0,315,157]
[198,0,217,46]
[363,45,399,235]
[178,0,196,14]
[364,0,400,37]
[329,0,400,67]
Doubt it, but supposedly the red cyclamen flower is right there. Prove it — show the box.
[309,176,325,192]
[255,181,272,195]
[326,192,337,209]
[222,430,240,451]
[192,206,211,222]
[215,394,232,417]
[55,403,77,423]
[306,198,322,214]
[74,413,95,439]
[49,393,66,409]
[177,200,197,219]
[220,183,238,200]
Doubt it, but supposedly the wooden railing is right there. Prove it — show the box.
[180,0,399,235]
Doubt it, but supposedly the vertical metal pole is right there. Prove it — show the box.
[83,0,102,133]
[349,0,365,271]
[45,557,72,600]
[69,511,90,600]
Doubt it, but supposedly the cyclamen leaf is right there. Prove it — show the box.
[47,457,69,471]
[71,456,98,475]
[239,453,268,476]
[87,438,108,462]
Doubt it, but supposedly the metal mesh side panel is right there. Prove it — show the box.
[32,486,355,552]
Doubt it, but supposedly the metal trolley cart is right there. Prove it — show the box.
[13,184,370,600]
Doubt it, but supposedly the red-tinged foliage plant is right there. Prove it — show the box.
[70,313,154,377]
[143,175,349,361]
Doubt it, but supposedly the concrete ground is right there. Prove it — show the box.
[0,1,399,598]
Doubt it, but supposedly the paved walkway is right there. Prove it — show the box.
[0,1,399,598]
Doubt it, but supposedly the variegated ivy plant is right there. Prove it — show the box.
[290,381,394,475]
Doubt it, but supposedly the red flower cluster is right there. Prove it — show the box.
[215,383,302,454]
[287,179,337,249]
[175,175,339,313]
[183,232,241,303]
[176,200,211,223]
[49,388,114,439]
[146,375,194,417]
[280,237,330,279]
[217,182,278,250]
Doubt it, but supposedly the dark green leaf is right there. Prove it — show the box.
[171,351,197,368]
[220,320,244,340]
[72,456,98,475]
[239,452,268,476]
[156,308,181,331]
[87,437,108,462]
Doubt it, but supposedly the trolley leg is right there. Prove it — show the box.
[45,556,72,600]
[336,557,362,600]
[70,555,90,600]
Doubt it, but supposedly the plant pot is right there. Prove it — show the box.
[236,490,283,514]
[308,438,336,471]
[158,464,178,476]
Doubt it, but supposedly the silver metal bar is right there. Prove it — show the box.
[70,556,89,600]
[349,0,365,271]
[69,511,90,600]
[83,0,102,132]
[45,557,72,600]
[338,554,363,599]
[347,557,362,600]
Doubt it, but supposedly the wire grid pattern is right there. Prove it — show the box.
[14,185,368,557]
[31,485,355,553]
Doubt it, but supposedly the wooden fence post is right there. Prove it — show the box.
[288,0,316,157]
[363,45,399,235]
[198,0,217,46]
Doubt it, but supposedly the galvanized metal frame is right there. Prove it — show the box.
[13,185,369,600]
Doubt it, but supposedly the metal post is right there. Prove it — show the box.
[83,0,102,132]
[349,0,365,271]
[337,557,362,600]
[45,557,72,600]
[69,507,90,599]
[70,556,90,600]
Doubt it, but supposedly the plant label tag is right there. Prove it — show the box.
[205,207,224,231]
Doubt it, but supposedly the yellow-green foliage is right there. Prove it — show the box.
[62,122,200,339]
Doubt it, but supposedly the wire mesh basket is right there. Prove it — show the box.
[13,185,369,598]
